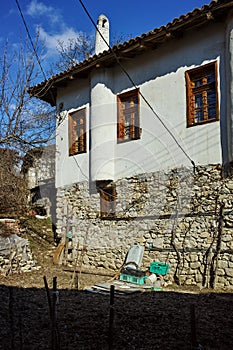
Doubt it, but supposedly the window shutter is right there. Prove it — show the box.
[117,101,125,139]
[69,115,77,155]
[99,184,116,218]
[100,188,110,217]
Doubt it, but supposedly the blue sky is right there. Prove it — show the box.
[0,0,211,73]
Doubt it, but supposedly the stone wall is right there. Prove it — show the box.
[56,164,233,289]
[0,219,40,275]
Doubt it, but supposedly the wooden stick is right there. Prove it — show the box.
[69,242,79,289]
[52,277,60,350]
[108,285,115,350]
[43,276,52,319]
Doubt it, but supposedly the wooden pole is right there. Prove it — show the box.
[43,276,60,350]
[108,285,115,350]
[52,277,60,350]
[43,276,52,319]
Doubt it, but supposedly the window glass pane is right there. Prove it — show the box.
[206,72,215,84]
[208,107,216,119]
[125,101,131,109]
[194,94,203,108]
[195,109,204,123]
[207,90,216,119]
[125,114,131,139]
[194,78,203,87]
[207,90,216,105]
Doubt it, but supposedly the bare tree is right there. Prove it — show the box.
[111,32,132,46]
[55,31,132,71]
[0,148,28,216]
[55,32,95,71]
[0,34,56,153]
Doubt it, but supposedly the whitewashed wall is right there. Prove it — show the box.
[56,21,229,188]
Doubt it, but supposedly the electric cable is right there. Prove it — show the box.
[78,0,196,170]
[15,0,56,106]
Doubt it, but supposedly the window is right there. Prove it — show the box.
[68,108,86,156]
[98,182,116,218]
[185,62,219,127]
[117,89,140,142]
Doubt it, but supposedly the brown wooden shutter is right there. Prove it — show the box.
[100,188,110,217]
[117,97,125,140]
[69,115,77,155]
[99,184,116,218]
[109,185,116,214]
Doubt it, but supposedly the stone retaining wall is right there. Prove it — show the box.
[56,164,233,289]
[0,219,40,275]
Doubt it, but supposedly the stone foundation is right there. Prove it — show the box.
[56,165,233,289]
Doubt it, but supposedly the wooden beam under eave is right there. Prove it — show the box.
[116,51,137,60]
[138,40,159,50]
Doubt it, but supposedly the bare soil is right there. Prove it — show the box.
[0,217,233,349]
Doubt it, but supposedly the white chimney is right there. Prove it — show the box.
[95,14,109,55]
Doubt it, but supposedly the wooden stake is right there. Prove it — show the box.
[52,277,60,350]
[43,276,52,319]
[108,285,115,350]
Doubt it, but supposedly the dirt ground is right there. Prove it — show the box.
[0,217,233,349]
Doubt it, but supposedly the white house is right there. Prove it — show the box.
[30,0,233,289]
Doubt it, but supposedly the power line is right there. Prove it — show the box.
[15,0,56,106]
[78,0,196,170]
[15,0,47,81]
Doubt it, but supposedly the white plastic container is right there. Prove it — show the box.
[125,243,144,269]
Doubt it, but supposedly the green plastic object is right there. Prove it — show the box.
[119,273,146,285]
[149,262,169,275]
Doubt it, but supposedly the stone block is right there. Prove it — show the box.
[225,268,233,277]
[222,235,232,242]
[218,260,228,269]
[190,255,198,262]
[153,238,163,248]
[190,262,201,269]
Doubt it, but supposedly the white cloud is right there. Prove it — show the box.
[26,0,61,25]
[26,1,90,64]
[40,27,82,57]
[26,1,81,59]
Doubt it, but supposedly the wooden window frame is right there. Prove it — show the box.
[68,108,86,156]
[117,89,140,142]
[98,182,117,218]
[185,61,219,127]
